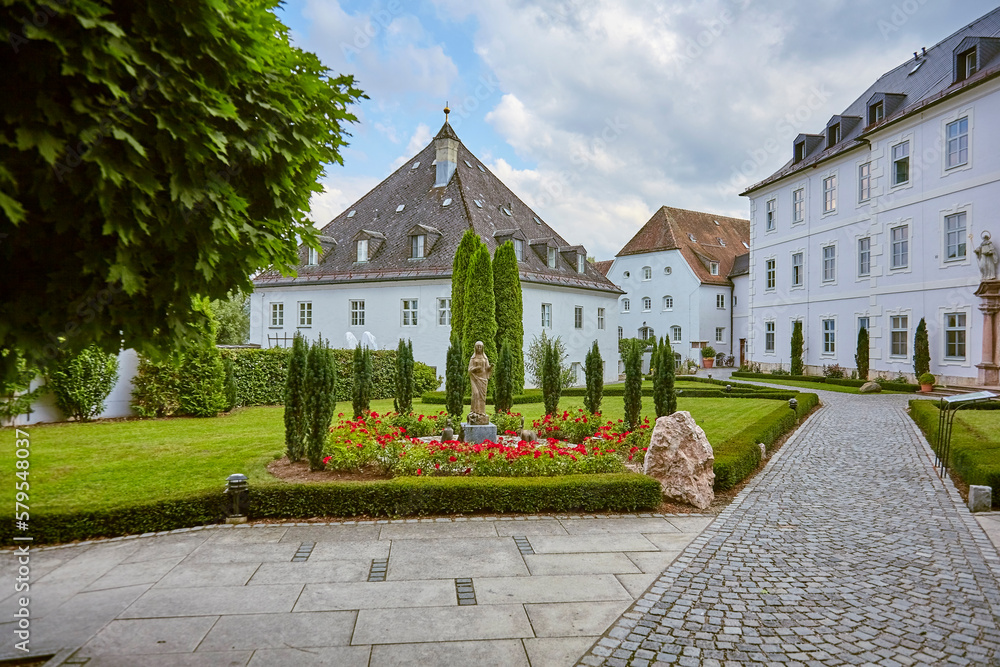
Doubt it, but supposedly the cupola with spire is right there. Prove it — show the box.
[433,103,459,187]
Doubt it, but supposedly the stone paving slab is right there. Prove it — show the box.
[153,561,259,589]
[386,536,529,578]
[197,611,357,651]
[377,521,500,540]
[559,517,683,535]
[277,524,381,543]
[294,580,456,611]
[524,637,596,667]
[247,646,370,666]
[78,617,218,655]
[524,552,642,575]
[82,555,186,592]
[351,604,534,644]
[119,584,303,618]
[183,543,301,563]
[368,639,530,666]
[525,600,635,637]
[474,573,632,605]
[493,519,570,536]
[529,534,660,554]
[75,651,254,666]
[247,559,369,585]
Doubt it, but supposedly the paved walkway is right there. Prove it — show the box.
[576,389,1000,666]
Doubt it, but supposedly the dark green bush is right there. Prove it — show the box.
[352,344,373,418]
[305,340,337,470]
[584,340,604,415]
[623,339,643,430]
[493,342,515,415]
[47,344,119,421]
[394,338,414,415]
[284,333,308,462]
[130,355,180,417]
[855,327,869,381]
[445,336,465,420]
[413,361,440,395]
[541,336,561,415]
[914,318,930,377]
[177,344,227,417]
[790,321,804,376]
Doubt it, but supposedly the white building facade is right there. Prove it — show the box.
[742,10,1000,386]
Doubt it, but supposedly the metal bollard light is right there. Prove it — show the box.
[788,398,798,411]
[725,384,732,393]
[224,473,249,524]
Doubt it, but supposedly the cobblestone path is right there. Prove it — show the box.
[576,392,1000,666]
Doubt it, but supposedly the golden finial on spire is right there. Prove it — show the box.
[444,101,450,123]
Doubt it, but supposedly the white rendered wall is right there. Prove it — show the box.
[731,273,749,363]
[747,79,1000,384]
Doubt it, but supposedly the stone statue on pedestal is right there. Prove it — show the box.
[975,231,998,281]
[467,341,493,426]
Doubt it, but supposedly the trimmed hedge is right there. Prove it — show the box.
[422,385,799,404]
[2,474,661,544]
[713,392,819,492]
[731,371,918,392]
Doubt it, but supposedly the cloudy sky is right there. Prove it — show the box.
[277,0,1000,259]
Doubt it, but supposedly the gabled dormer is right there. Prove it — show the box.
[529,237,559,268]
[792,133,824,164]
[953,36,1000,83]
[407,224,442,259]
[352,229,386,263]
[307,234,337,265]
[865,92,906,126]
[559,245,587,274]
[824,115,861,149]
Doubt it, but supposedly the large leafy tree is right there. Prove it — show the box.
[0,0,364,384]
[492,241,524,392]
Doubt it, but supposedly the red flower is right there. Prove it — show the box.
[417,468,422,475]
[449,455,457,462]
[323,455,332,465]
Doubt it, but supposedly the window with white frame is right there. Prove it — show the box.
[823,245,836,282]
[710,261,719,275]
[959,48,977,80]
[639,326,655,342]
[890,225,909,269]
[307,247,318,265]
[792,252,803,287]
[822,318,836,354]
[270,302,283,327]
[765,258,776,290]
[574,306,583,329]
[869,101,884,125]
[577,254,586,274]
[401,299,418,326]
[621,298,630,313]
[858,237,871,277]
[858,316,870,334]
[891,141,909,186]
[547,247,557,268]
[356,239,369,262]
[618,326,623,341]
[716,294,725,309]
[671,325,682,342]
[823,175,837,213]
[597,308,605,330]
[541,303,552,328]
[642,266,652,281]
[642,297,651,311]
[792,188,804,223]
[764,321,775,353]
[766,199,776,231]
[945,212,967,261]
[350,300,364,326]
[716,327,725,343]
[890,315,908,357]
[946,117,969,168]
[858,162,871,202]
[945,312,966,359]
[410,234,426,259]
[438,298,451,326]
[663,295,673,310]
[298,302,312,327]
[514,238,524,261]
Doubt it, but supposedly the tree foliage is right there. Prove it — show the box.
[449,230,482,344]
[623,338,643,430]
[913,318,930,377]
[790,321,804,376]
[304,339,337,471]
[47,344,119,421]
[493,241,524,392]
[211,291,250,346]
[0,349,47,422]
[0,0,364,385]
[352,344,373,418]
[462,245,498,393]
[493,341,515,414]
[584,340,604,415]
[283,333,308,462]
[525,332,575,389]
[652,337,676,417]
[855,327,870,381]
[445,336,465,421]
[541,338,562,416]
[394,338,414,415]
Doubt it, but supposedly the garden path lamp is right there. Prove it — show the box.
[788,398,798,411]
[224,473,249,524]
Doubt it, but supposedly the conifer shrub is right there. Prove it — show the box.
[790,321,804,376]
[541,338,562,416]
[494,341,515,414]
[855,326,869,381]
[284,333,308,462]
[352,344,373,418]
[462,245,498,392]
[394,338,414,415]
[623,338,643,430]
[493,241,525,391]
[304,339,337,470]
[913,318,930,377]
[584,340,604,414]
[450,229,482,344]
[445,336,465,421]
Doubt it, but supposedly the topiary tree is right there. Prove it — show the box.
[541,337,562,416]
[450,230,483,344]
[462,245,498,392]
[394,338,414,415]
[790,321,804,376]
[352,344,373,418]
[445,336,465,421]
[47,344,119,421]
[493,241,524,392]
[284,332,308,462]
[493,341,515,414]
[623,338,643,430]
[913,318,930,377]
[584,340,604,414]
[855,327,870,381]
[304,338,337,470]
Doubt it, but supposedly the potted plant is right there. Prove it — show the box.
[701,346,716,369]
[919,372,935,393]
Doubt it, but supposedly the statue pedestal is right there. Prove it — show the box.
[462,422,497,444]
[976,280,1000,386]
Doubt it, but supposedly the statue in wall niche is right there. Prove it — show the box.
[976,231,998,281]
[467,341,493,425]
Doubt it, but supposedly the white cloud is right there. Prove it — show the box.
[307,174,381,228]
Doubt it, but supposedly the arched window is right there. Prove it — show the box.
[621,298,630,313]
[642,297,651,311]
[642,266,652,281]
[663,295,673,310]
[639,326,655,341]
[671,325,682,342]
[618,326,623,340]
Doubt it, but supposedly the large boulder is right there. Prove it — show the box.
[643,411,715,509]
[859,381,881,393]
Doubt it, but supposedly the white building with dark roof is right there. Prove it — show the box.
[250,115,623,387]
[742,7,1000,386]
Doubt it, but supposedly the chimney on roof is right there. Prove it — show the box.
[922,47,927,56]
[434,103,458,188]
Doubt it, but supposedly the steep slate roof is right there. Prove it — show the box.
[255,121,622,295]
[742,6,1000,195]
[616,206,750,286]
[728,252,749,279]
[593,260,614,277]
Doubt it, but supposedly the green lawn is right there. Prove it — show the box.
[3,396,782,514]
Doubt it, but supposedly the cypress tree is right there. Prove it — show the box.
[284,332,308,462]
[663,337,677,416]
[450,229,483,344]
[394,338,414,414]
[855,327,870,381]
[623,339,643,430]
[445,335,465,421]
[652,337,670,417]
[352,344,372,418]
[913,318,930,377]
[790,321,804,376]
[541,337,562,416]
[462,245,498,391]
[304,339,337,471]
[494,341,515,414]
[493,241,525,392]
[584,340,604,414]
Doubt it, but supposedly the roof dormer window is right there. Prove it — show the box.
[869,101,884,125]
[547,247,557,269]
[356,239,368,263]
[827,123,841,149]
[794,140,806,163]
[410,234,425,259]
[710,262,719,276]
[577,254,586,274]
[514,238,524,262]
[960,47,977,80]
[307,247,318,266]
